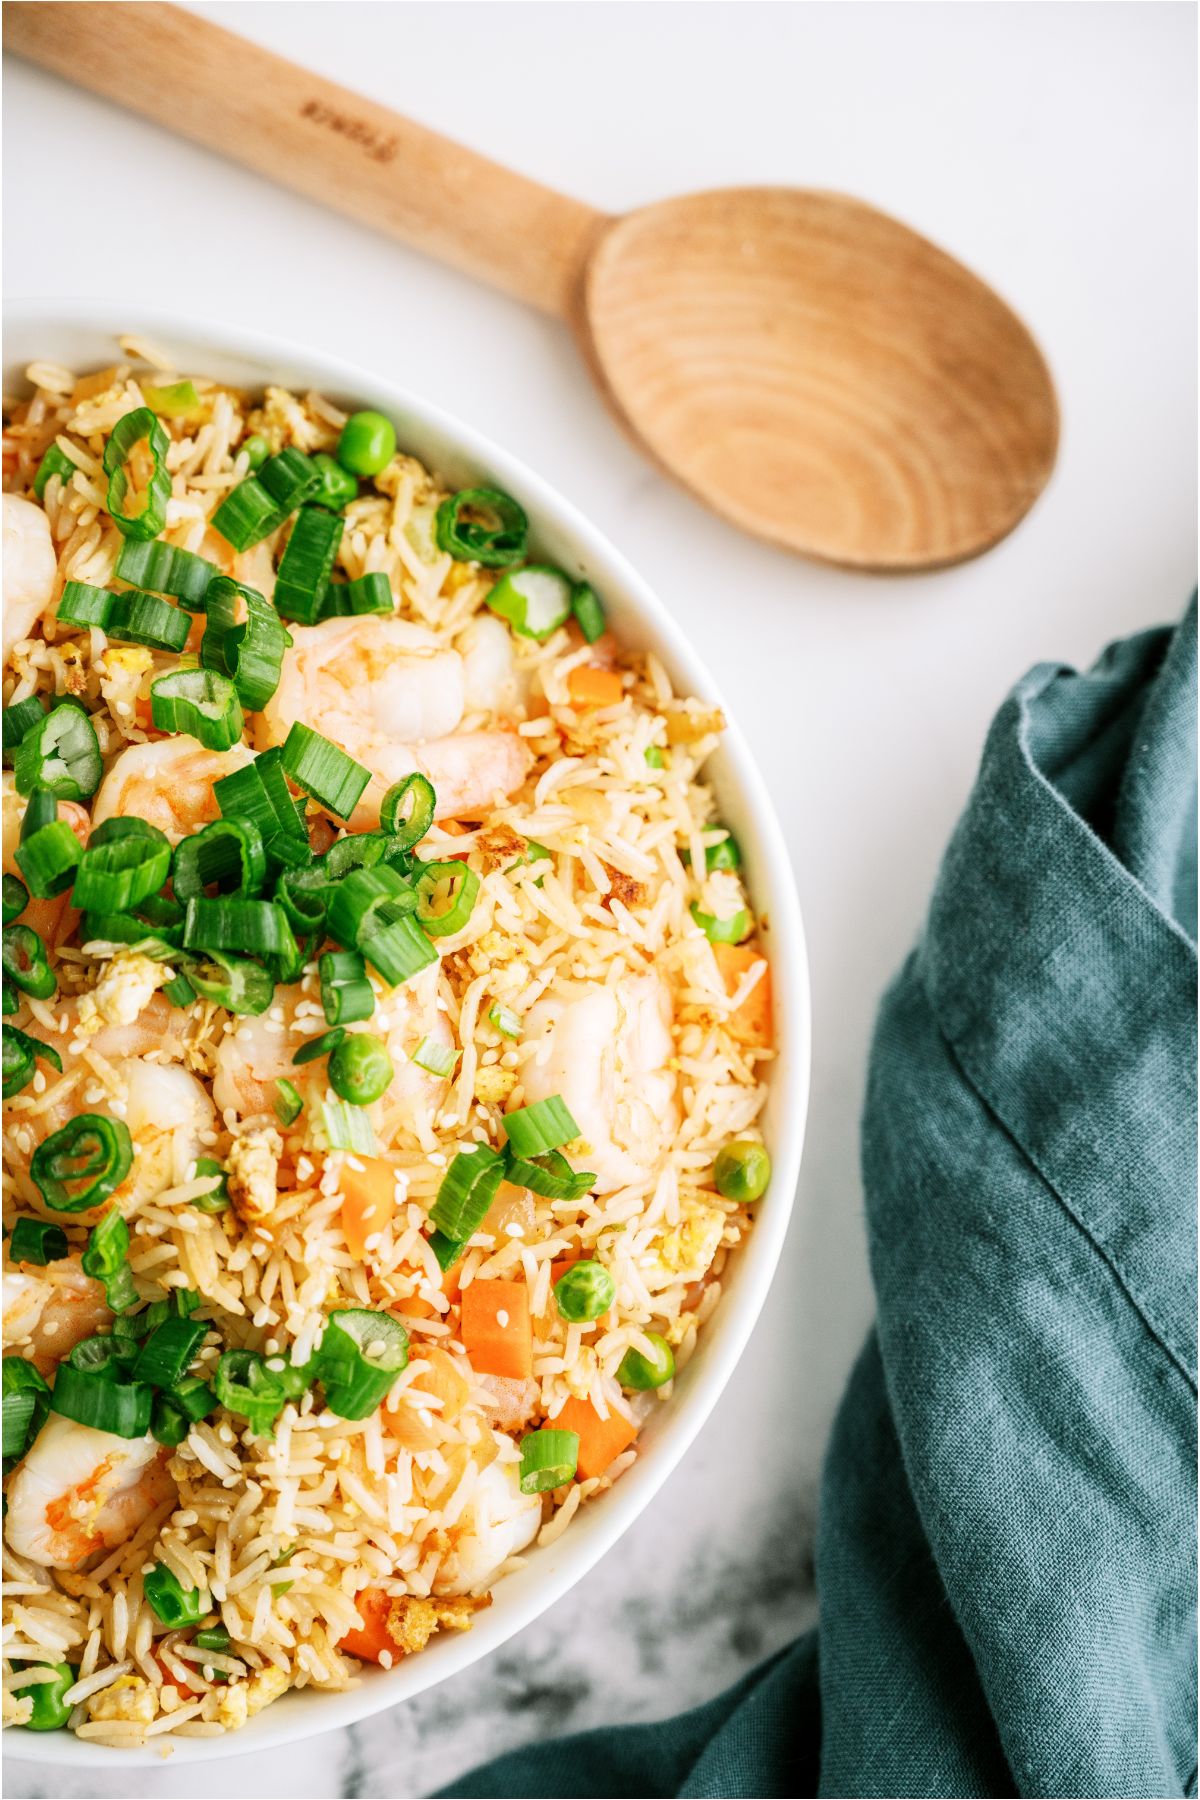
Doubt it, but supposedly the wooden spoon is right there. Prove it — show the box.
[6,0,1059,570]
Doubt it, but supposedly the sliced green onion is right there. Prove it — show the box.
[3,696,46,762]
[150,668,244,751]
[690,903,750,944]
[325,832,403,881]
[486,566,573,641]
[163,969,197,1009]
[182,896,295,958]
[193,1623,232,1654]
[617,1333,675,1391]
[3,1024,63,1100]
[273,508,344,625]
[320,572,393,619]
[488,1003,521,1040]
[14,818,82,899]
[293,1025,345,1066]
[8,1217,68,1264]
[214,1348,288,1437]
[151,1376,215,1447]
[81,1210,138,1314]
[210,477,282,551]
[186,951,274,1015]
[276,863,332,937]
[273,1077,304,1126]
[13,703,101,799]
[3,923,56,1000]
[215,750,311,869]
[190,1156,230,1214]
[518,1427,579,1493]
[682,831,741,873]
[359,909,434,987]
[281,722,370,819]
[328,1032,392,1106]
[435,487,528,567]
[172,818,266,903]
[143,379,199,417]
[90,815,165,848]
[50,1361,152,1437]
[413,860,479,938]
[105,589,190,653]
[56,581,114,630]
[316,1308,408,1420]
[133,1315,207,1389]
[428,1228,465,1273]
[19,790,54,844]
[3,1357,50,1461]
[336,411,397,478]
[72,829,171,912]
[326,863,410,949]
[200,577,293,711]
[80,912,180,955]
[103,407,171,540]
[644,746,666,770]
[33,442,76,500]
[2,876,28,927]
[501,1096,580,1159]
[413,1036,456,1078]
[66,1334,139,1375]
[321,1096,378,1154]
[259,446,319,511]
[311,452,358,512]
[115,536,219,611]
[570,581,606,644]
[144,1563,208,1628]
[31,1114,133,1213]
[553,1260,614,1323]
[379,773,436,850]
[319,950,374,1025]
[241,434,269,471]
[503,1148,595,1201]
[429,1142,505,1242]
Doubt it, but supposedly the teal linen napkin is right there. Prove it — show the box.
[444,601,1197,1800]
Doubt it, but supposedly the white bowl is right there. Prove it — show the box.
[3,303,811,1767]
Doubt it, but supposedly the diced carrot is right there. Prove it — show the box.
[460,1278,532,1379]
[339,1157,397,1260]
[339,1587,393,1663]
[70,366,118,405]
[553,1396,638,1481]
[567,666,623,709]
[713,941,774,1049]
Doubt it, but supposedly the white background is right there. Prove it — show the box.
[5,3,1196,1796]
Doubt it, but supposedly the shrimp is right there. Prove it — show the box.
[91,737,254,844]
[257,614,530,829]
[4,1416,175,1570]
[436,1438,541,1594]
[118,1060,215,1203]
[3,493,56,660]
[213,966,452,1145]
[3,1257,110,1377]
[520,973,679,1194]
[28,989,193,1069]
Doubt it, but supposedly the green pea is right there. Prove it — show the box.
[554,1259,616,1323]
[713,1140,771,1203]
[618,1333,675,1391]
[18,1661,75,1730]
[311,452,359,512]
[328,1032,393,1106]
[241,434,269,471]
[682,831,741,872]
[336,410,397,478]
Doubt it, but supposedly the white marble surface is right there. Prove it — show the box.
[4,2,1195,1794]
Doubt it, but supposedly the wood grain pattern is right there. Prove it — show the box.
[5,1,1059,570]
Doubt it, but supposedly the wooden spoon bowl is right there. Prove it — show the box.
[6,0,1059,571]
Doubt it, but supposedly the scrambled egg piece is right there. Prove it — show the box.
[97,644,154,724]
[643,1199,727,1292]
[474,1066,517,1105]
[89,1674,156,1725]
[227,1126,283,1226]
[384,1593,482,1656]
[76,951,167,1037]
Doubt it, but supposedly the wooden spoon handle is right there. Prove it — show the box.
[5,0,604,318]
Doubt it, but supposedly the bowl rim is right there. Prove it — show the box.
[3,300,811,1768]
